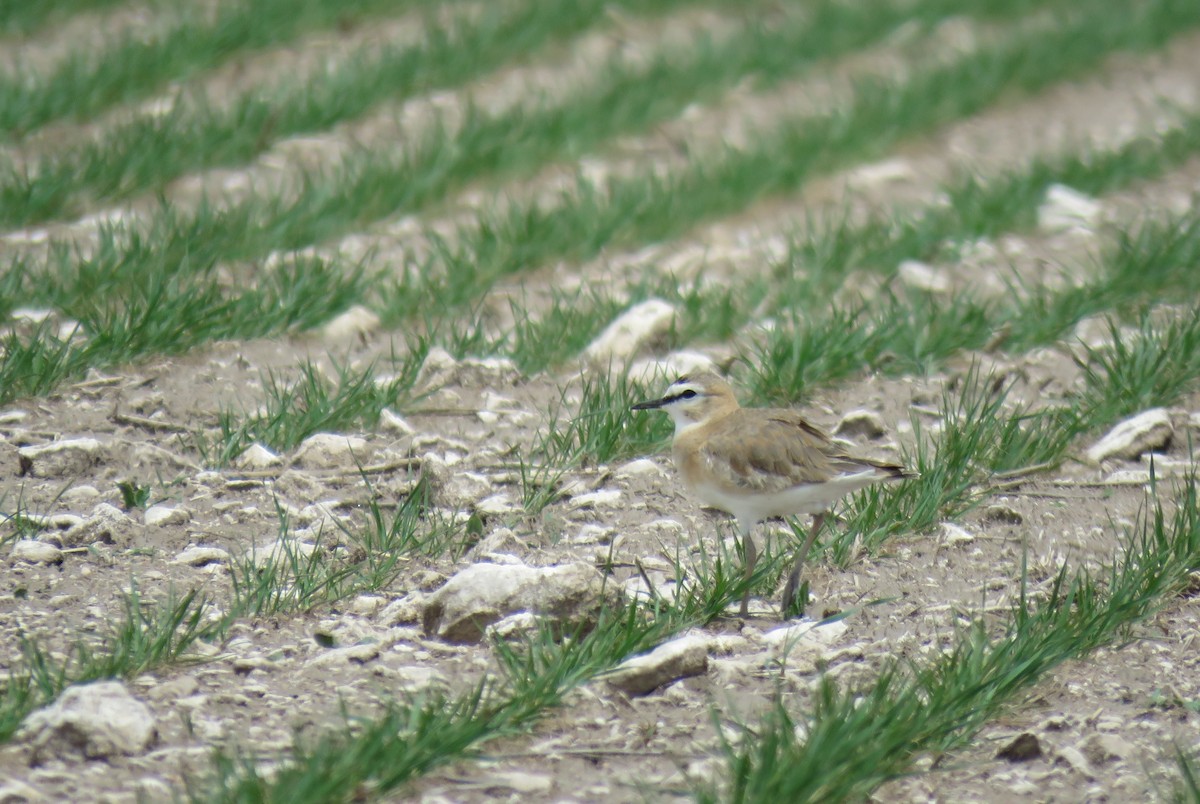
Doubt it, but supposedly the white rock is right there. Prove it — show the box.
[834,409,887,440]
[0,779,43,801]
[388,665,448,695]
[615,458,664,479]
[61,485,101,505]
[422,561,610,643]
[627,350,716,385]
[144,506,190,527]
[605,634,709,695]
[474,494,519,516]
[350,595,385,616]
[568,489,621,509]
[1056,744,1097,779]
[440,471,494,509]
[294,433,369,468]
[1085,409,1172,464]
[19,681,156,759]
[941,522,975,545]
[584,299,677,365]
[18,438,103,477]
[320,305,380,342]
[378,592,426,625]
[485,611,542,639]
[898,260,950,293]
[10,307,54,324]
[379,408,415,435]
[62,503,139,547]
[251,540,318,571]
[235,443,282,470]
[846,158,915,189]
[571,524,614,545]
[417,347,459,388]
[1038,184,1103,233]
[10,540,63,564]
[486,771,553,795]
[761,619,848,654]
[172,546,231,566]
[307,643,381,667]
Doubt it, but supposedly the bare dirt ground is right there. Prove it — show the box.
[2,9,1200,804]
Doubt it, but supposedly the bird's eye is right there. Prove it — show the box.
[680,390,697,400]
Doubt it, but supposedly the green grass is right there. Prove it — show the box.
[383,0,1200,320]
[194,536,783,802]
[0,586,212,742]
[0,473,451,744]
[703,476,1200,801]
[0,250,365,406]
[0,0,715,225]
[188,350,429,467]
[224,480,449,620]
[0,0,441,137]
[0,0,134,36]
[4,0,1198,409]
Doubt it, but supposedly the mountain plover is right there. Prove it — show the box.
[632,371,912,617]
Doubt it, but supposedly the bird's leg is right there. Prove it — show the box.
[739,524,758,618]
[781,512,824,617]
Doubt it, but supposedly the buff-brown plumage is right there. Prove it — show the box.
[632,370,913,618]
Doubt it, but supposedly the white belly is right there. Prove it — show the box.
[693,469,883,525]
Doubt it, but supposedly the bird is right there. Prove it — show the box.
[631,371,913,617]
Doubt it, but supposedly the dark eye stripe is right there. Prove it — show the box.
[664,389,698,404]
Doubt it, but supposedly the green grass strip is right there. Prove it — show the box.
[0,252,364,405]
[387,0,1200,318]
[0,0,133,37]
[7,0,1110,266]
[0,0,440,136]
[189,352,429,467]
[704,478,1200,802]
[435,108,1200,378]
[0,0,716,225]
[0,587,211,741]
[1,476,449,744]
[194,540,776,802]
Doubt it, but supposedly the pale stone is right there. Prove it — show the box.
[320,305,380,342]
[584,299,677,365]
[834,409,887,440]
[18,438,103,477]
[898,260,950,293]
[615,458,665,479]
[294,433,369,468]
[61,503,139,547]
[251,539,318,571]
[144,506,190,527]
[307,643,381,667]
[568,489,621,509]
[422,561,610,643]
[19,681,156,759]
[1038,184,1103,233]
[605,634,709,695]
[1085,409,1172,464]
[172,546,231,566]
[379,408,415,435]
[941,522,975,545]
[235,443,282,470]
[10,540,63,564]
[761,619,848,662]
[846,158,915,189]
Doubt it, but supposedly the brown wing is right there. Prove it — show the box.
[691,410,906,494]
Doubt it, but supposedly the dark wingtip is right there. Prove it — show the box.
[879,463,917,480]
